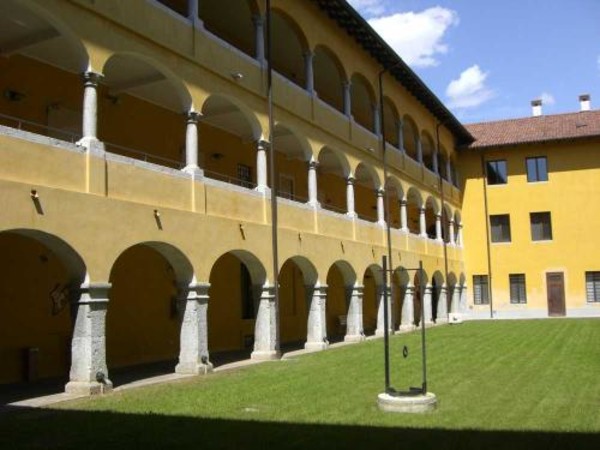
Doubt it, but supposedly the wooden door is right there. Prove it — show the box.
[546,272,566,317]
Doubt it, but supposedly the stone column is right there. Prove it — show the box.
[188,0,203,28]
[450,285,460,314]
[78,72,103,150]
[423,285,434,325]
[416,136,423,164]
[343,81,352,117]
[376,188,385,226]
[65,281,112,395]
[251,283,280,360]
[446,158,453,185]
[457,224,464,247]
[433,150,439,174]
[399,285,415,331]
[435,213,443,242]
[345,284,365,342]
[307,160,319,207]
[397,119,404,151]
[255,140,268,193]
[305,283,328,350]
[253,14,265,63]
[175,282,212,374]
[375,286,392,336]
[400,199,408,232]
[459,285,468,312]
[419,206,427,238]
[437,285,448,323]
[183,111,202,174]
[304,51,315,94]
[449,220,456,246]
[346,176,357,218]
[373,103,381,136]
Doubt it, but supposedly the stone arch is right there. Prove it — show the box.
[317,146,351,213]
[350,72,376,132]
[273,123,312,201]
[425,195,440,239]
[385,176,404,229]
[402,115,419,160]
[362,264,383,336]
[325,260,356,341]
[106,241,194,380]
[421,131,436,172]
[202,94,263,142]
[382,96,400,147]
[406,186,423,235]
[314,44,346,113]
[0,229,87,385]
[271,9,309,88]
[431,270,445,322]
[354,162,381,222]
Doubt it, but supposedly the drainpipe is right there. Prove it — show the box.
[480,152,494,318]
[436,123,450,323]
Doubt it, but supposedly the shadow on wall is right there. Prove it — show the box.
[1,406,599,450]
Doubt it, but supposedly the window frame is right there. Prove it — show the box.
[509,273,527,304]
[530,211,553,241]
[486,159,507,185]
[490,214,512,243]
[585,271,600,303]
[473,275,490,305]
[526,156,548,183]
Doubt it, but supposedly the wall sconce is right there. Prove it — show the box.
[211,152,224,161]
[230,72,244,81]
[30,189,43,215]
[105,94,121,105]
[4,89,26,102]
[30,189,39,199]
[239,223,246,240]
[154,209,161,218]
[154,209,163,230]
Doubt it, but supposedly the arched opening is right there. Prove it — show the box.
[394,267,410,329]
[325,261,356,343]
[421,132,435,173]
[354,163,379,222]
[362,265,382,336]
[385,177,403,229]
[0,0,89,141]
[101,53,192,168]
[406,187,422,235]
[199,0,257,58]
[317,146,350,214]
[439,146,449,181]
[402,116,419,160]
[278,257,317,351]
[201,94,262,188]
[314,45,345,113]
[431,271,444,323]
[425,196,439,239]
[350,73,376,132]
[207,250,266,365]
[413,269,428,326]
[0,230,85,396]
[447,272,457,314]
[382,97,399,147]
[107,242,193,384]
[271,10,308,89]
[273,123,311,202]
[442,205,452,243]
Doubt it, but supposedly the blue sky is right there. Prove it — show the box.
[347,0,600,123]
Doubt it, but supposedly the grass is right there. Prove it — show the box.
[2,319,600,449]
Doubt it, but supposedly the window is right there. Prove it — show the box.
[490,214,511,243]
[240,264,254,319]
[473,275,489,305]
[486,160,507,185]
[237,164,253,188]
[586,271,600,303]
[530,212,553,241]
[509,274,527,304]
[526,156,548,182]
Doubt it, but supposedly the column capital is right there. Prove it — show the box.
[81,71,103,87]
[303,50,315,59]
[400,198,407,206]
[312,284,328,297]
[257,139,270,151]
[260,284,276,300]
[308,160,319,170]
[179,281,210,301]
[350,284,364,295]
[346,175,355,185]
[376,187,385,197]
[186,111,202,124]
[252,13,265,26]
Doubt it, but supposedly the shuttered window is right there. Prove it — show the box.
[585,271,600,303]
[530,212,553,241]
[473,275,489,305]
[509,274,527,304]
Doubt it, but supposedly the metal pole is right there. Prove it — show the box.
[382,255,391,393]
[419,260,428,393]
[265,0,280,349]
[436,123,450,322]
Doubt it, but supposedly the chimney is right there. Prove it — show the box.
[531,99,542,117]
[579,94,591,112]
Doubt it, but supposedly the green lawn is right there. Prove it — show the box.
[2,319,600,449]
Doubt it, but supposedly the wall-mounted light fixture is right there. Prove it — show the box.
[4,89,26,102]
[210,152,224,160]
[30,189,39,199]
[154,209,162,230]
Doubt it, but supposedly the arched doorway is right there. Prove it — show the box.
[325,261,356,342]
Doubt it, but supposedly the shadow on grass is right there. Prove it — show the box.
[1,405,598,450]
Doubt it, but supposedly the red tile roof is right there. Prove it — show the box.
[464,110,600,149]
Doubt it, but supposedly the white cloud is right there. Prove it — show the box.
[367,7,459,68]
[539,92,556,105]
[347,0,386,17]
[446,65,495,109]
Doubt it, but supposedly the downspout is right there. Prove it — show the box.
[480,152,494,318]
[436,123,450,322]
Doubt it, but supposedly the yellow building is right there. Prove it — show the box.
[461,101,600,320]
[0,0,597,397]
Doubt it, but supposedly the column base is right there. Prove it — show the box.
[398,324,416,333]
[304,341,329,351]
[175,361,214,375]
[344,334,366,343]
[251,350,281,361]
[65,380,113,396]
[182,165,203,176]
[436,318,448,324]
[77,137,105,153]
[346,212,357,219]
[375,328,394,337]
